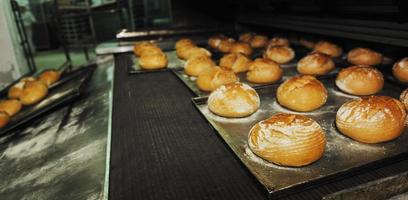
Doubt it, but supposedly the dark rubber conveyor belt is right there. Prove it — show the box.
[109,54,408,200]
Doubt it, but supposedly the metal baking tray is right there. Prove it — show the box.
[127,51,185,74]
[192,79,407,199]
[0,65,95,136]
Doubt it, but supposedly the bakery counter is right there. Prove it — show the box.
[0,55,114,200]
[109,53,408,200]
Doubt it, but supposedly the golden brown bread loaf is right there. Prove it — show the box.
[8,77,36,99]
[246,58,282,84]
[19,80,48,105]
[400,89,408,111]
[297,52,335,75]
[248,113,326,167]
[133,42,159,57]
[392,57,408,83]
[313,41,342,58]
[0,111,10,128]
[208,82,260,118]
[239,32,254,43]
[176,45,195,60]
[264,45,295,64]
[268,37,290,47]
[336,96,406,143]
[347,47,383,66]
[208,35,225,49]
[38,70,61,87]
[175,38,195,50]
[217,38,235,53]
[139,52,168,70]
[0,99,22,117]
[184,55,215,77]
[230,42,253,56]
[219,53,251,73]
[196,67,239,92]
[277,75,328,112]
[185,47,212,60]
[335,65,384,95]
[250,35,268,48]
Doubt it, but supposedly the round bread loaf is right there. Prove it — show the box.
[185,47,212,60]
[208,35,225,49]
[219,53,251,73]
[313,41,342,58]
[208,82,260,118]
[264,45,295,64]
[0,99,22,117]
[176,45,195,60]
[246,58,282,84]
[392,57,408,83]
[218,38,235,53]
[8,77,36,99]
[336,96,406,143]
[347,47,383,66]
[139,52,168,70]
[250,35,268,48]
[133,42,158,57]
[196,67,239,92]
[277,75,328,112]
[19,81,48,105]
[248,113,326,167]
[268,37,290,47]
[38,70,61,86]
[175,38,195,50]
[239,32,254,43]
[335,65,384,95]
[184,55,215,77]
[0,111,10,128]
[230,42,253,56]
[297,52,335,75]
[400,88,408,111]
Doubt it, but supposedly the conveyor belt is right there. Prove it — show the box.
[109,54,408,200]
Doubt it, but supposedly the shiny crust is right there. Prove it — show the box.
[313,41,342,58]
[239,32,254,43]
[246,58,282,84]
[230,42,253,56]
[208,82,260,118]
[248,113,326,167]
[175,38,195,50]
[336,65,384,95]
[347,47,383,66]
[208,35,225,49]
[392,57,408,83]
[217,38,235,53]
[336,96,406,143]
[250,35,268,48]
[176,45,195,60]
[277,75,328,112]
[38,70,61,86]
[0,111,10,128]
[133,42,158,57]
[268,37,290,47]
[400,89,408,111]
[8,77,36,99]
[196,67,239,92]
[264,45,295,64]
[19,81,48,105]
[184,55,215,77]
[297,52,335,75]
[0,99,22,117]
[219,53,251,73]
[139,52,168,70]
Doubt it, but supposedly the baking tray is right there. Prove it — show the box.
[192,79,407,199]
[0,65,95,136]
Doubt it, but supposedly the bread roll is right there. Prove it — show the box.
[248,113,326,167]
[268,37,290,47]
[250,35,268,48]
[239,32,254,43]
[219,53,251,73]
[218,38,235,53]
[230,42,253,56]
[8,77,36,99]
[246,58,282,84]
[336,96,406,143]
[19,81,48,105]
[277,75,327,112]
[0,99,22,117]
[133,42,158,57]
[299,38,315,49]
[400,88,408,111]
[208,82,260,118]
[176,45,195,60]
[336,65,384,95]
[139,52,168,70]
[208,35,225,49]
[175,38,195,50]
[264,45,295,64]
[313,41,342,58]
[0,111,10,128]
[297,52,335,75]
[38,70,61,86]
[347,47,383,66]
[196,67,239,92]
[392,57,408,83]
[185,47,212,60]
[184,55,215,77]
